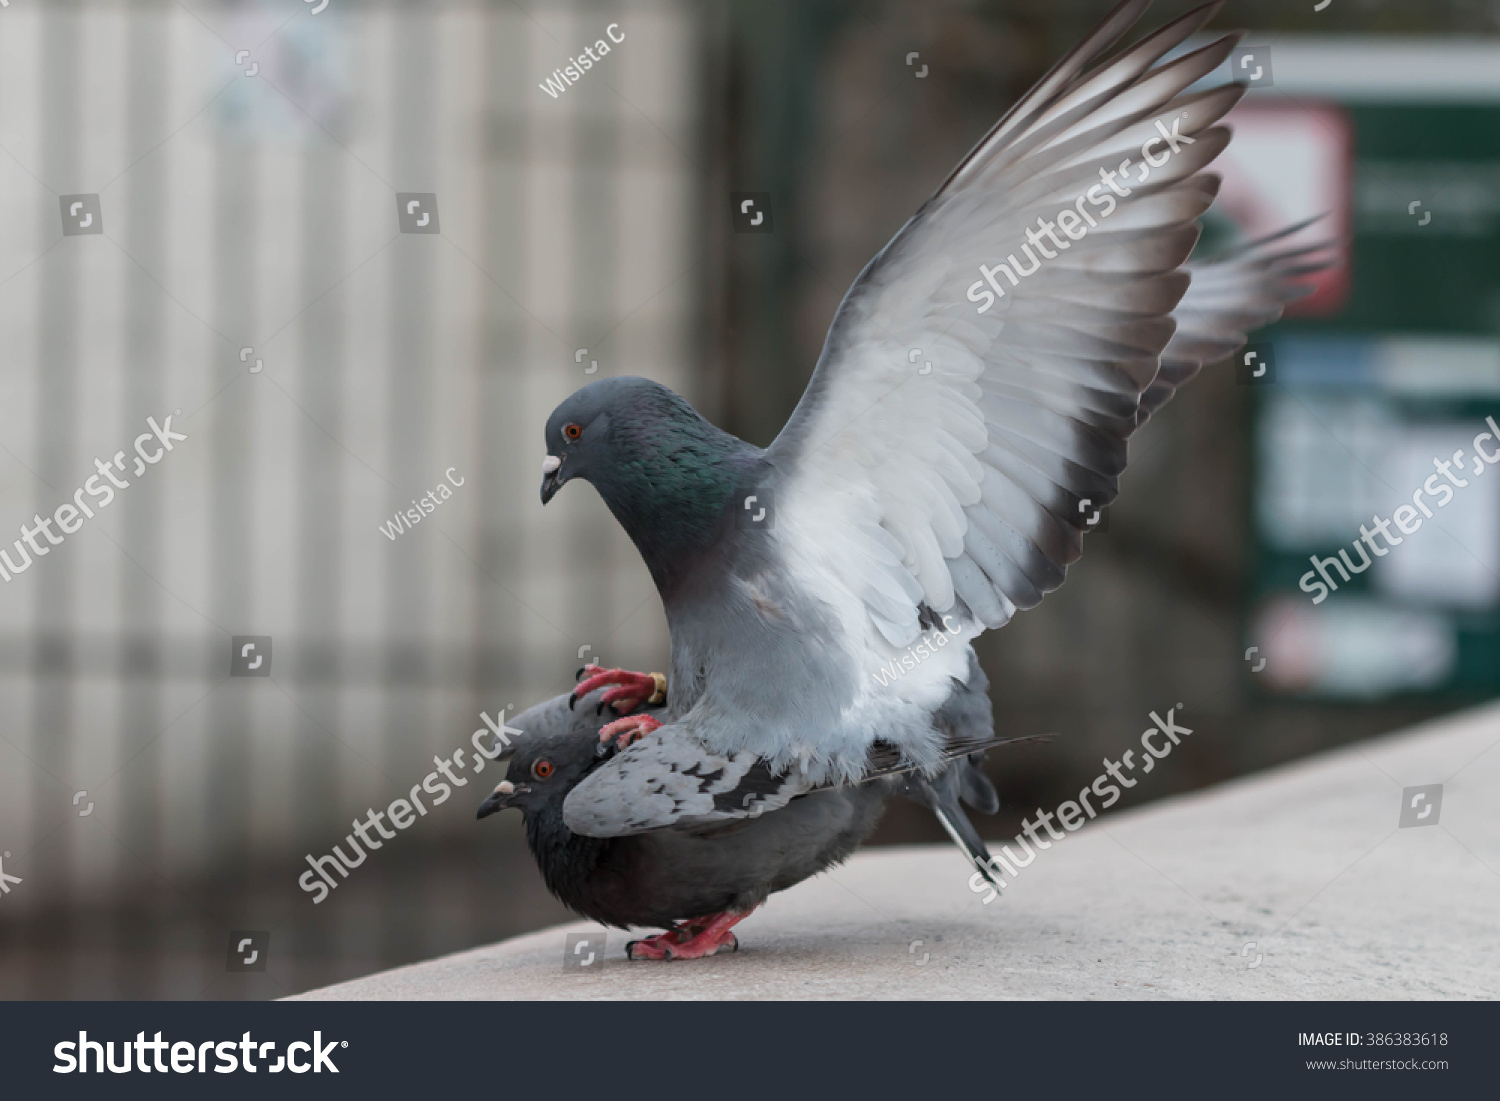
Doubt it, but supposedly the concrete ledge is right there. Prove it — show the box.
[294,701,1500,1000]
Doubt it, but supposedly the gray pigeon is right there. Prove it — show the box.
[536,0,1333,840]
[477,662,1013,959]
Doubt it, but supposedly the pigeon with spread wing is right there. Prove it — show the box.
[536,0,1332,840]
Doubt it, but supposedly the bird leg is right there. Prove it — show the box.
[569,664,666,715]
[626,909,755,961]
[598,712,662,749]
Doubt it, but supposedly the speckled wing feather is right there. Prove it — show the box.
[561,724,1024,837]
[562,735,811,837]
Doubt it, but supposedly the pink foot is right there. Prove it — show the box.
[626,910,753,961]
[621,917,701,957]
[570,664,666,715]
[599,712,662,749]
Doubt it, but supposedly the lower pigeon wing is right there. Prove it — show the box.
[561,732,814,838]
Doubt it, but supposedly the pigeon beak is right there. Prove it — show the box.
[540,454,564,505]
[476,779,530,819]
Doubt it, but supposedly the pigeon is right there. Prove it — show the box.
[536,0,1334,841]
[477,657,1013,959]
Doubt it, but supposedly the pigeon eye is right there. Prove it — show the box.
[563,423,583,441]
[532,759,554,780]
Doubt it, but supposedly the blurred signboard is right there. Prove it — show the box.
[1202,39,1500,698]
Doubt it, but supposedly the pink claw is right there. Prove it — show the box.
[570,665,664,715]
[599,712,663,749]
[626,910,752,961]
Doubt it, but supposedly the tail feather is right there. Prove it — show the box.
[900,759,1008,894]
[932,803,1005,894]
[859,732,1049,783]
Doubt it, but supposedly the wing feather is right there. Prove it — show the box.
[765,0,1328,654]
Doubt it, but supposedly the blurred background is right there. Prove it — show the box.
[0,0,1496,998]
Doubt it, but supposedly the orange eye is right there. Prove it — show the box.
[563,423,583,441]
[532,759,554,780]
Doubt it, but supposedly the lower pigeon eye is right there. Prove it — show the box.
[533,759,554,779]
[563,423,582,441]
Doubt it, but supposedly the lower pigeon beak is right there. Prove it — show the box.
[540,454,564,504]
[476,779,530,819]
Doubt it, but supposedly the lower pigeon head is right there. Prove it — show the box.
[475,732,600,821]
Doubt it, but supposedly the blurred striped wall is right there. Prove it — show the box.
[0,0,697,918]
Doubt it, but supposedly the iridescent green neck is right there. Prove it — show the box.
[590,396,759,592]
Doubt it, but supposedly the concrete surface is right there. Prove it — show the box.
[294,700,1500,1000]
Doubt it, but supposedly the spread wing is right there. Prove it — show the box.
[764,0,1271,648]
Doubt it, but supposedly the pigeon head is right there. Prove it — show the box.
[539,377,638,506]
[475,732,598,821]
[540,376,760,588]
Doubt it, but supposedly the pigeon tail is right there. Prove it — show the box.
[900,760,1005,893]
[933,804,1005,895]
